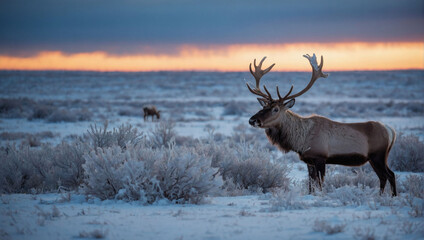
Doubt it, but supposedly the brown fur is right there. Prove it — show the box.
[250,107,397,196]
[143,106,160,121]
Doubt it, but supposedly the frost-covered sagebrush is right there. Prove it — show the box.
[86,122,143,150]
[149,120,177,148]
[82,142,222,204]
[389,133,424,172]
[198,137,291,193]
[82,144,162,203]
[156,143,222,203]
[0,142,87,193]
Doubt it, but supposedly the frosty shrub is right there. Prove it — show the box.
[83,144,160,201]
[0,131,56,142]
[52,141,88,189]
[78,229,108,239]
[325,186,377,206]
[230,124,270,149]
[400,174,424,199]
[388,133,424,172]
[86,122,114,150]
[196,137,235,182]
[198,137,291,193]
[112,123,143,149]
[0,141,89,193]
[313,219,346,235]
[0,145,26,193]
[398,174,424,217]
[322,166,379,192]
[222,101,246,116]
[24,135,42,147]
[266,189,307,211]
[82,143,222,203]
[0,132,28,140]
[149,120,176,148]
[0,98,34,118]
[117,147,162,203]
[83,146,132,200]
[354,226,375,240]
[75,108,93,121]
[174,135,199,148]
[47,109,78,122]
[86,122,143,151]
[156,143,222,203]
[230,142,290,192]
[0,145,58,193]
[29,104,54,120]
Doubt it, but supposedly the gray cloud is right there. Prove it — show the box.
[0,0,423,55]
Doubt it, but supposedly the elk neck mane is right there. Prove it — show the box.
[265,110,314,154]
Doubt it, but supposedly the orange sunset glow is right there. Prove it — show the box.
[1,42,422,72]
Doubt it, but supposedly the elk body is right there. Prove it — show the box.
[247,54,397,196]
[143,106,160,121]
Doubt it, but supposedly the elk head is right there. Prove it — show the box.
[247,54,328,128]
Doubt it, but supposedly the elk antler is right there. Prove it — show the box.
[246,57,275,101]
[247,54,328,105]
[279,53,328,101]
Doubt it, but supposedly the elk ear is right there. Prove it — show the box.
[257,98,268,107]
[284,99,295,108]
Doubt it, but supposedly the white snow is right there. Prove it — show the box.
[1,191,423,240]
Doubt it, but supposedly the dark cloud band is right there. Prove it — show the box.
[0,0,423,55]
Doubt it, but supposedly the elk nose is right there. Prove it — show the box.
[249,118,260,127]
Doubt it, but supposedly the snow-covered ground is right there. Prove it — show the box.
[0,70,423,239]
[1,191,423,240]
[2,164,424,240]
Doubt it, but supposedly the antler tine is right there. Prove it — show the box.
[263,85,273,99]
[246,82,270,99]
[258,56,266,68]
[249,63,260,88]
[247,56,276,101]
[318,55,329,78]
[318,55,324,69]
[283,53,328,101]
[277,85,293,101]
[263,63,275,75]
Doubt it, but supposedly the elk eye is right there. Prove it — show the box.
[272,107,279,113]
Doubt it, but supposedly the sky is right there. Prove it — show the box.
[0,0,423,71]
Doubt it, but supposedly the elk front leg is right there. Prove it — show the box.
[307,164,317,194]
[315,158,326,190]
[307,158,326,193]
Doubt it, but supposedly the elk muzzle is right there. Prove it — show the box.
[249,117,261,127]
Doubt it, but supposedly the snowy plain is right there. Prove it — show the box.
[0,70,423,239]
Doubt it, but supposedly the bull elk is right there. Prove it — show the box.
[143,106,161,121]
[247,54,397,196]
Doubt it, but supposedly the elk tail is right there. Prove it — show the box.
[384,124,396,153]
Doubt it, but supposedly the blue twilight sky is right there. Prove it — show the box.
[0,0,423,56]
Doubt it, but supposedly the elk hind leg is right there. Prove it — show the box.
[386,166,397,196]
[369,156,388,195]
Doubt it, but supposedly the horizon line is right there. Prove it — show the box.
[1,68,423,73]
[0,42,423,72]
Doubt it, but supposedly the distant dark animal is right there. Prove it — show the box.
[246,54,397,196]
[143,106,160,121]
